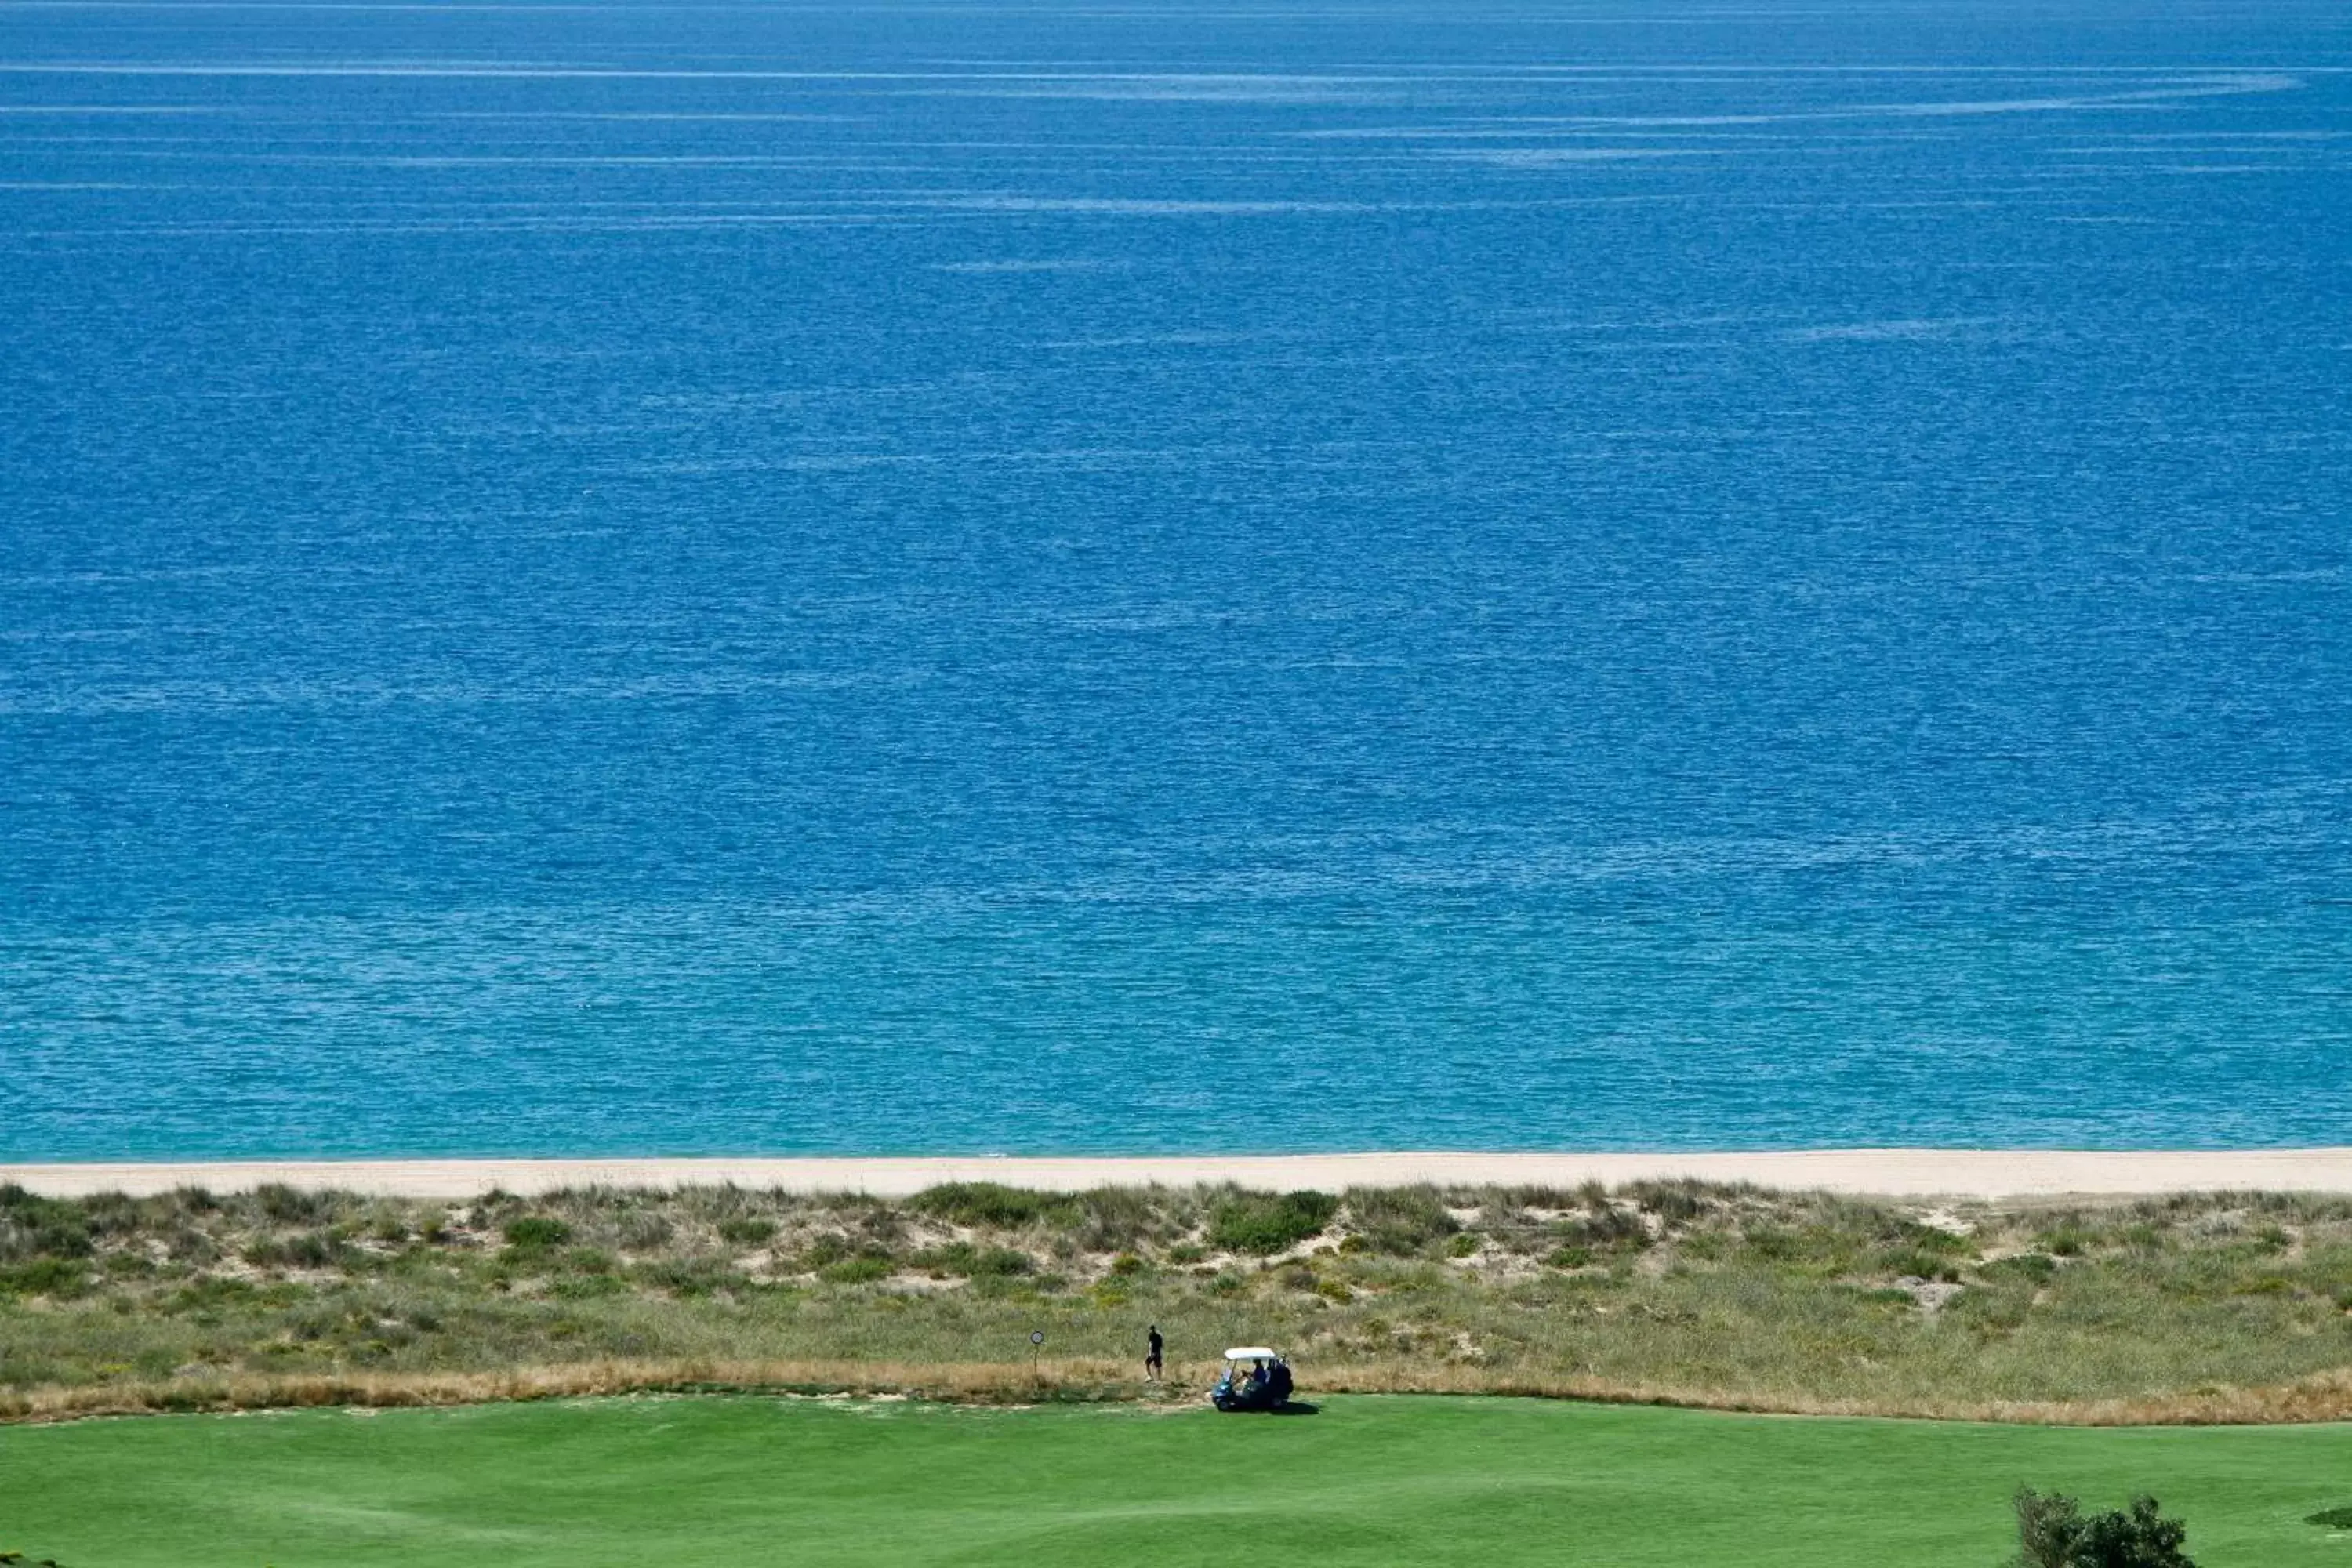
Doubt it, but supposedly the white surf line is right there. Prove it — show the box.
[9,1149,2352,1200]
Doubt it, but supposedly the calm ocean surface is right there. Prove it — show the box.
[3,1,2348,1159]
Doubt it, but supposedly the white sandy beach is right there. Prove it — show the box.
[9,1149,2352,1200]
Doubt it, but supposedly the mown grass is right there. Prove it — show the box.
[9,1395,2352,1566]
[6,1181,2352,1422]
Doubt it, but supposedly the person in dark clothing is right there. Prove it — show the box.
[1145,1325,1164,1381]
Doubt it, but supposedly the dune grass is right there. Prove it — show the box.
[7,1394,2352,1566]
[7,1181,2352,1422]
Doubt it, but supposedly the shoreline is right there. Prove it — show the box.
[10,1148,2352,1199]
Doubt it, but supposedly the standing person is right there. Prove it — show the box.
[1145,1324,1164,1381]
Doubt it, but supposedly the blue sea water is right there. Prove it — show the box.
[2,0,2349,1160]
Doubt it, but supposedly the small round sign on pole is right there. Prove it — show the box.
[1030,1329,1045,1380]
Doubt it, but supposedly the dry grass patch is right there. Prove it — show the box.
[7,1181,2352,1424]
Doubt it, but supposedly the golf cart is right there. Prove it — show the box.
[1210,1346,1294,1412]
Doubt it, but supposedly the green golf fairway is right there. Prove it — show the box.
[5,1396,2350,1566]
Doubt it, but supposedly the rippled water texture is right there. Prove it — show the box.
[3,0,2348,1157]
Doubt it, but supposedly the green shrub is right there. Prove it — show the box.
[503,1217,573,1250]
[800,1234,852,1269]
[916,1243,1032,1279]
[1545,1244,1592,1270]
[637,1258,740,1296]
[909,1184,1071,1229]
[1981,1254,2058,1284]
[256,1184,331,1225]
[1557,1206,1647,1252]
[1209,1192,1337,1255]
[616,1213,672,1250]
[1878,1249,1961,1283]
[243,1232,343,1269]
[0,1187,93,1263]
[1624,1181,1708,1225]
[2307,1507,2352,1529]
[2012,1487,2194,1568]
[2038,1226,2091,1258]
[1892,1221,1975,1256]
[1345,1188,1460,1256]
[162,1276,254,1314]
[1070,1189,1161,1251]
[0,1258,89,1298]
[817,1256,893,1285]
[717,1218,777,1245]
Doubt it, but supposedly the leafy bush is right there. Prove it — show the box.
[503,1217,574,1249]
[716,1218,776,1245]
[256,1184,331,1225]
[635,1258,742,1297]
[615,1213,672,1250]
[916,1243,1032,1279]
[1877,1249,1961,1283]
[1345,1188,1459,1256]
[2037,1225,2092,1258]
[1624,1181,1708,1225]
[1070,1188,1162,1251]
[816,1256,893,1285]
[0,1258,89,1298]
[1558,1205,1647,1252]
[243,1232,344,1269]
[2306,1507,2352,1529]
[2013,1488,2194,1568]
[1890,1221,1975,1257]
[1209,1192,1337,1255]
[909,1183,1070,1229]
[1981,1254,2058,1284]
[0,1187,93,1263]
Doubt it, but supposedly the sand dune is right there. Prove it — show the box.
[9,1149,2352,1200]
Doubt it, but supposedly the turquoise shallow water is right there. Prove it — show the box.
[2,0,2348,1158]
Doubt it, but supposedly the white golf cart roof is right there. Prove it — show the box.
[1223,1347,1280,1361]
